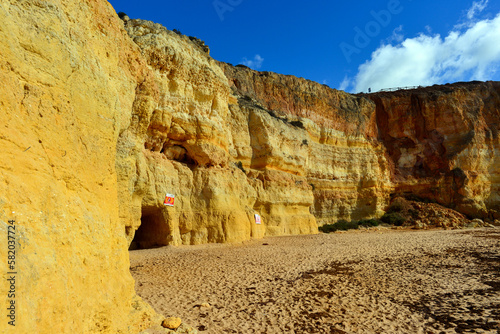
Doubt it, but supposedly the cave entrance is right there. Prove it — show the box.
[129,206,170,250]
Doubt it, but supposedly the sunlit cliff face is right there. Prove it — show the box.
[1,1,498,332]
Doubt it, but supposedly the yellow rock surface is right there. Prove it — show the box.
[221,64,393,225]
[120,19,317,246]
[0,0,159,333]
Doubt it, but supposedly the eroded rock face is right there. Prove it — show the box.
[120,18,391,242]
[118,19,268,246]
[368,83,500,218]
[0,0,159,333]
[219,63,378,136]
[220,63,499,222]
[220,63,393,225]
[120,18,500,244]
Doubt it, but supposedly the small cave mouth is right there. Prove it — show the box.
[144,141,198,167]
[129,206,170,250]
[163,144,197,165]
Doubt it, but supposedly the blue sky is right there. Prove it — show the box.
[108,0,500,93]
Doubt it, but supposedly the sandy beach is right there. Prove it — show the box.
[130,228,500,333]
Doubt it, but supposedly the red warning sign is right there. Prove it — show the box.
[164,193,175,207]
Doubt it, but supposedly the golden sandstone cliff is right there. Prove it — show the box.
[0,0,499,333]
[0,0,161,333]
[219,66,500,223]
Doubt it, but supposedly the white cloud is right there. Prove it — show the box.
[385,25,404,44]
[240,54,264,69]
[351,12,500,93]
[456,0,489,29]
[338,76,351,92]
[467,0,488,19]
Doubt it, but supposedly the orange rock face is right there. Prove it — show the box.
[221,64,500,221]
[220,64,393,224]
[219,63,378,138]
[368,82,500,218]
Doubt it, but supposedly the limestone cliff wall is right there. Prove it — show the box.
[120,19,317,246]
[120,19,391,243]
[0,0,159,333]
[368,82,500,219]
[119,19,265,246]
[220,64,393,224]
[219,64,499,221]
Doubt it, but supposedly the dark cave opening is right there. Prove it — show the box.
[129,206,170,250]
[144,142,198,167]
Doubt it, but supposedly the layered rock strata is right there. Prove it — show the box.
[220,63,395,225]
[219,64,500,222]
[367,83,500,219]
[119,19,397,245]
